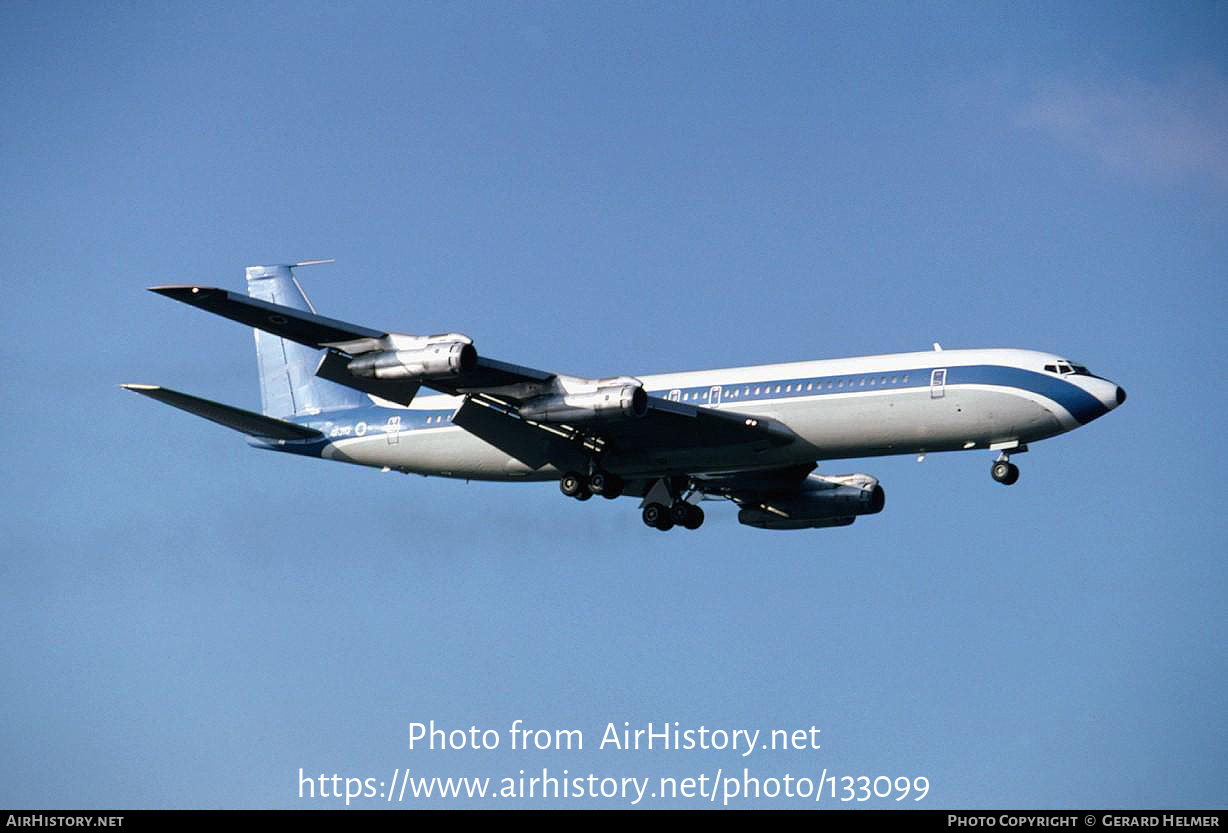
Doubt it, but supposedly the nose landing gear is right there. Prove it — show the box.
[991,452,1020,485]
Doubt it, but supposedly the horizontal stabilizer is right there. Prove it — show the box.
[120,385,323,440]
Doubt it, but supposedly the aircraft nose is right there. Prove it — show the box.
[1080,377,1125,414]
[1098,380,1127,412]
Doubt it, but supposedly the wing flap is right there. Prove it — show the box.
[451,399,578,469]
[691,462,817,495]
[599,397,800,453]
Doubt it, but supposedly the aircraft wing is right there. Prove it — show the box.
[453,394,799,471]
[691,462,818,496]
[596,395,798,453]
[150,285,553,404]
[152,284,800,459]
[612,462,818,502]
[150,285,386,347]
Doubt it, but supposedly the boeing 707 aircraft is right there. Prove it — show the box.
[124,262,1126,531]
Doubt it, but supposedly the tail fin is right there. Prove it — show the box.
[245,263,367,418]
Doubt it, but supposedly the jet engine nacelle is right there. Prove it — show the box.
[737,473,885,530]
[517,382,648,423]
[347,338,477,380]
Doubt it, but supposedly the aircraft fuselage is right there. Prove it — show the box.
[264,347,1124,482]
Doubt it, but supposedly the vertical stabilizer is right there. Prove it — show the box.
[245,264,367,418]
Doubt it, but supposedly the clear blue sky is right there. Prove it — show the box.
[1,1,1224,809]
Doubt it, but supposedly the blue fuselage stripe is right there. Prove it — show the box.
[269,363,1107,450]
[646,364,1107,425]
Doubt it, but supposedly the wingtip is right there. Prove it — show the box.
[148,284,223,295]
[120,383,160,392]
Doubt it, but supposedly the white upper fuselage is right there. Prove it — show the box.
[295,347,1125,482]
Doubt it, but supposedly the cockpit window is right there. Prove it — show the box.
[1045,361,1095,376]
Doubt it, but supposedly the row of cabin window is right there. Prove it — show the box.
[674,374,913,401]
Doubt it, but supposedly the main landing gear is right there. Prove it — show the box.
[639,475,705,532]
[642,500,704,532]
[560,468,704,531]
[990,452,1020,485]
[559,469,624,501]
